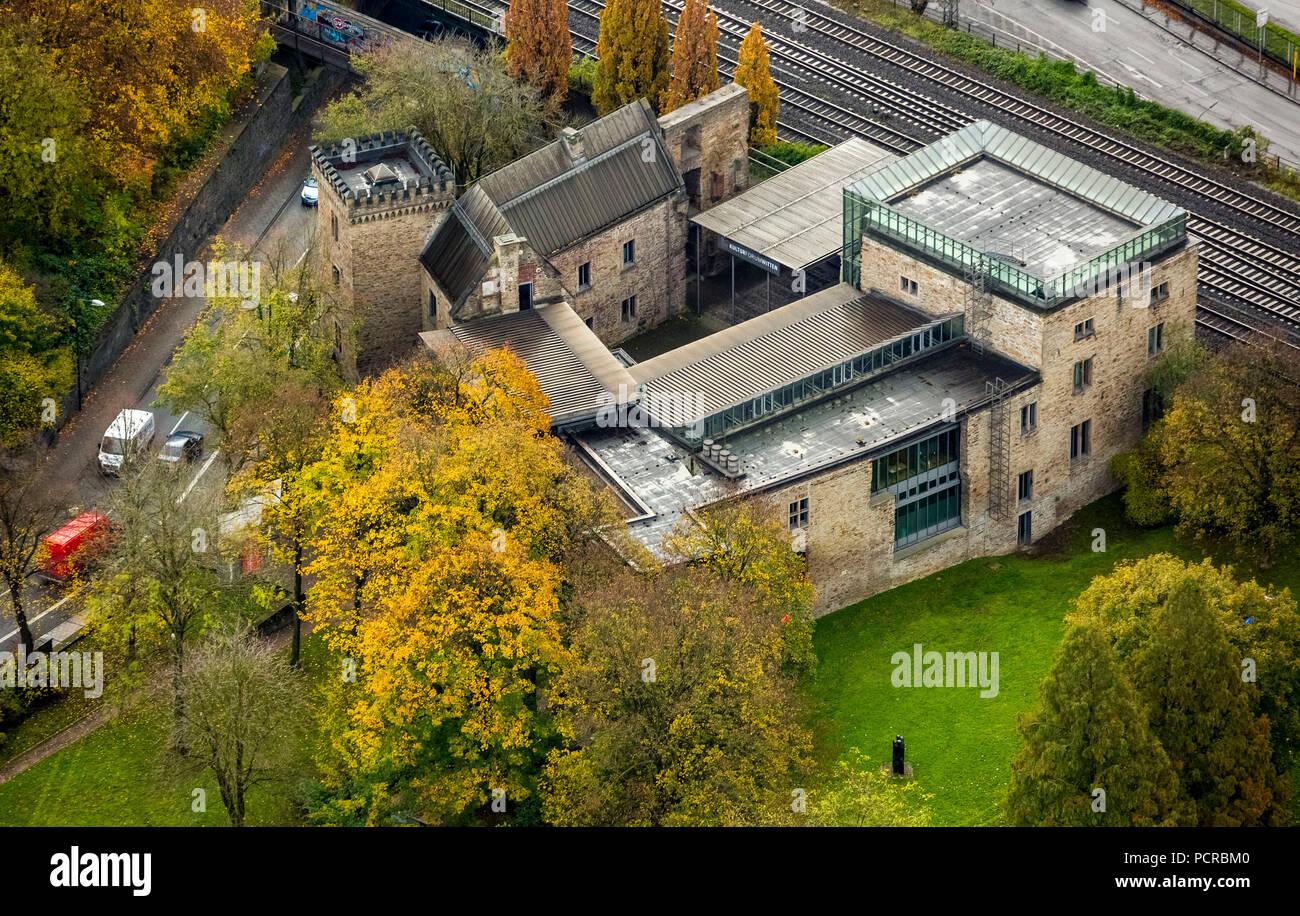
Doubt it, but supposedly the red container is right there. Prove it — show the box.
[39,513,114,580]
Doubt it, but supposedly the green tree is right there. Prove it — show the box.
[0,262,72,446]
[592,0,671,115]
[316,36,553,183]
[1070,554,1300,780]
[660,0,720,115]
[1006,623,1189,826]
[542,558,813,826]
[505,0,572,100]
[1115,339,1300,566]
[734,22,778,146]
[1132,579,1284,825]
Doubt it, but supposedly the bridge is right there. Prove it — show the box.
[262,0,505,69]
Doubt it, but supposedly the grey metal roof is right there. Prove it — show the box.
[629,284,942,426]
[848,119,1184,228]
[429,303,636,426]
[692,138,897,270]
[420,101,682,304]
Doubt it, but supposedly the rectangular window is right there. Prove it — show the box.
[1017,510,1033,546]
[519,282,533,311]
[1071,419,1092,460]
[872,427,962,549]
[1020,402,1037,436]
[621,295,637,322]
[1018,469,1033,502]
[788,497,809,531]
[623,239,635,265]
[899,275,918,296]
[1142,388,1165,429]
[428,290,436,319]
[1149,281,1169,305]
[332,264,340,287]
[578,262,591,290]
[1148,322,1165,356]
[331,213,338,242]
[1074,318,1094,341]
[1073,357,1093,393]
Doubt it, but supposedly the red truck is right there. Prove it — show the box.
[38,513,115,581]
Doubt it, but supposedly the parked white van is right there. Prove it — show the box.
[98,409,156,476]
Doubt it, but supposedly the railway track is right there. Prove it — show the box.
[567,0,1300,347]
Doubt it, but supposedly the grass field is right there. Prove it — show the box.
[807,493,1300,826]
[0,634,329,827]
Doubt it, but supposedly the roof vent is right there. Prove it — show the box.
[560,126,586,163]
[363,162,403,188]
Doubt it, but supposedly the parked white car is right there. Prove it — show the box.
[301,176,319,207]
[98,408,156,476]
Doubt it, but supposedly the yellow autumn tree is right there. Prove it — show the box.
[302,352,622,825]
[660,0,720,114]
[8,0,271,186]
[505,0,572,100]
[734,22,779,147]
[592,0,671,114]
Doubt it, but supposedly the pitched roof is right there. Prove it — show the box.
[629,284,945,427]
[421,101,683,308]
[420,303,637,426]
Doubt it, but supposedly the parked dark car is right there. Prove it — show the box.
[158,430,204,467]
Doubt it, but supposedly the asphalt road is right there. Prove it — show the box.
[955,0,1300,163]
[2,130,319,655]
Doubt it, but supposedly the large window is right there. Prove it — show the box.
[872,427,962,549]
[788,497,809,531]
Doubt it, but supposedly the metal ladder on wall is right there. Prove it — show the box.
[986,377,1012,521]
[965,259,993,356]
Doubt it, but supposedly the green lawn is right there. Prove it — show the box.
[0,632,329,827]
[807,494,1300,826]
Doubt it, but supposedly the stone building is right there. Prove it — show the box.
[310,128,456,378]
[410,112,1196,615]
[418,85,750,345]
[567,120,1198,614]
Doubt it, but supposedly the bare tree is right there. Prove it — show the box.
[179,625,307,826]
[0,475,61,653]
[87,457,227,750]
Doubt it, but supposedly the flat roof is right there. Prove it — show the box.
[692,138,897,270]
[576,345,1037,555]
[420,302,636,426]
[629,284,943,427]
[311,128,454,202]
[890,157,1139,278]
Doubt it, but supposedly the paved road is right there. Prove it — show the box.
[954,0,1300,163]
[2,128,320,655]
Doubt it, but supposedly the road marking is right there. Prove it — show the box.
[1127,46,1155,65]
[168,411,190,435]
[0,594,73,644]
[179,448,220,504]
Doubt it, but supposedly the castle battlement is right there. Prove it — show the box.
[310,126,456,210]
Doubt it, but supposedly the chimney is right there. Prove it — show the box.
[560,126,586,163]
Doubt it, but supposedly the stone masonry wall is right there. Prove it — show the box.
[657,83,751,211]
[430,195,689,346]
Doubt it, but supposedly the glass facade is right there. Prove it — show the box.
[673,315,965,444]
[842,189,1187,310]
[871,427,962,549]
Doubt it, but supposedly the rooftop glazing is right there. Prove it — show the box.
[843,120,1187,309]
